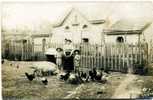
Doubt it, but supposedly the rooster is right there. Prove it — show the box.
[25,72,35,81]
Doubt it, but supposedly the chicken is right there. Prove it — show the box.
[80,71,87,79]
[95,71,102,81]
[89,68,97,81]
[25,72,35,81]
[104,69,110,74]
[41,77,48,85]
[10,63,13,66]
[68,73,77,84]
[60,72,70,81]
[101,75,107,83]
[89,70,95,81]
[75,72,84,83]
[16,65,19,69]
[89,68,103,81]
[80,71,89,82]
[2,59,4,64]
[68,73,83,84]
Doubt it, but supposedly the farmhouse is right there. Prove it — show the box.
[51,8,108,44]
[51,8,152,45]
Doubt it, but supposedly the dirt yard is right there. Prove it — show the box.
[2,60,151,99]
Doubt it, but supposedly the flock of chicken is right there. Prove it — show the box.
[25,72,48,86]
[2,59,110,86]
[59,68,110,84]
[25,68,110,86]
[25,67,110,87]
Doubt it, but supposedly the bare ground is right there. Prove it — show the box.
[2,60,147,99]
[112,74,141,98]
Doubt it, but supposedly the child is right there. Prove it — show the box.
[74,50,81,73]
[55,48,63,70]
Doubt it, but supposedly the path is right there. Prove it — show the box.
[112,74,141,99]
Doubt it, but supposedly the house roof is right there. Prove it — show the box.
[53,8,106,27]
[104,18,152,35]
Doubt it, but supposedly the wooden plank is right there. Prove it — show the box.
[121,44,124,72]
[112,44,114,71]
[110,44,113,70]
[107,44,109,70]
[104,44,107,70]
[136,43,138,64]
[118,46,121,72]
[101,45,103,69]
[131,43,134,73]
[114,44,117,71]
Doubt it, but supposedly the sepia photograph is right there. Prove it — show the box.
[1,1,153,99]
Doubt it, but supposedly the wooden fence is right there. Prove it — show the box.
[2,40,150,72]
[149,40,153,63]
[2,40,46,61]
[78,43,148,73]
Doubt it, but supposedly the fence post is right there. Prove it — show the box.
[104,44,106,70]
[42,38,46,53]
[118,44,121,71]
[144,42,149,67]
[21,40,23,60]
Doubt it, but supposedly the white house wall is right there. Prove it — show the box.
[105,34,139,44]
[51,9,106,44]
[143,23,153,43]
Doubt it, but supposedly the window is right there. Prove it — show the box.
[23,39,27,44]
[72,23,79,26]
[65,26,70,30]
[72,15,79,26]
[82,24,88,29]
[116,36,124,43]
[42,38,46,42]
[82,38,89,43]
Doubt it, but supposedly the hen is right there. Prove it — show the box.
[25,72,35,81]
[41,77,48,85]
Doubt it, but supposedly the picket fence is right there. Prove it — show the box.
[2,41,150,72]
[48,43,148,72]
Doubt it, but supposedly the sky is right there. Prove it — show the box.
[2,1,153,29]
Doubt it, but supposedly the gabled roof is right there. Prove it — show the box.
[53,8,106,28]
[104,18,152,35]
